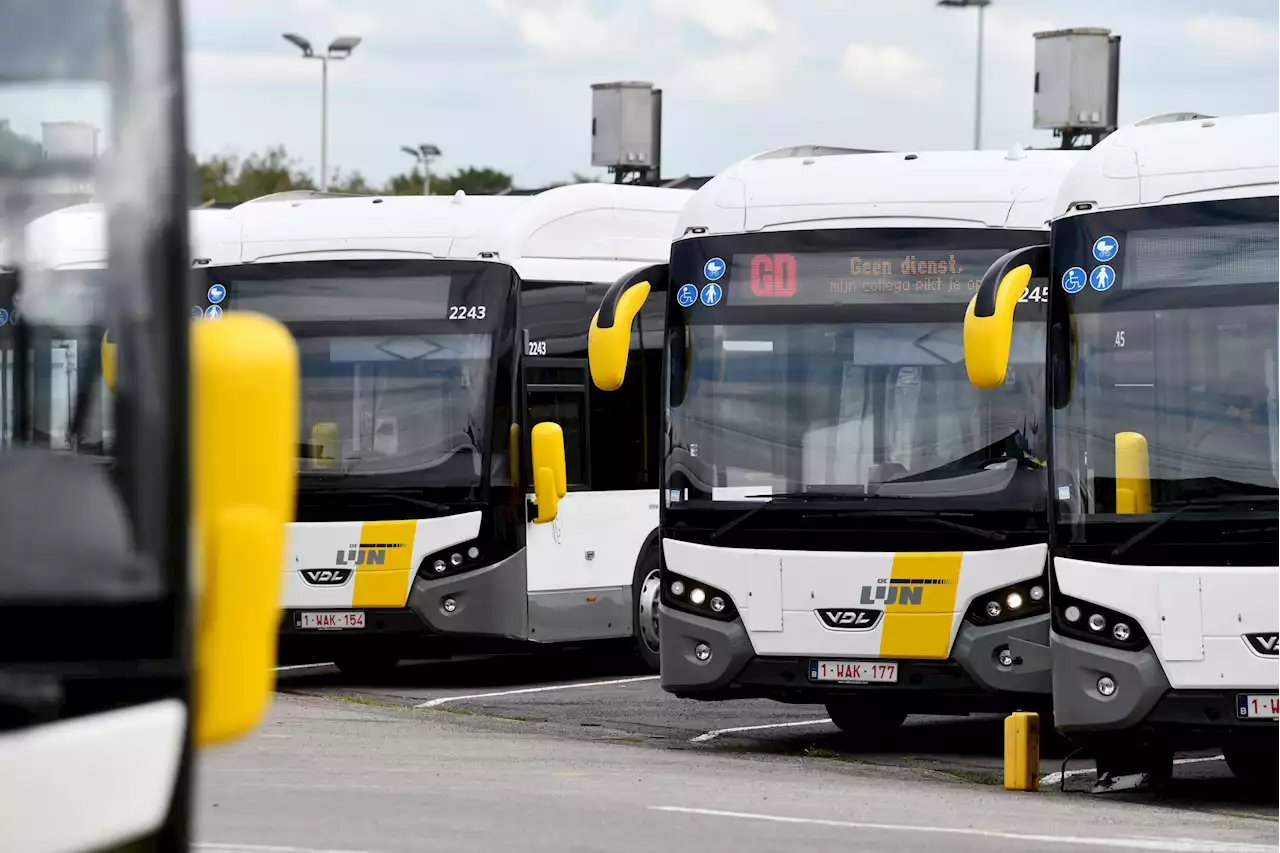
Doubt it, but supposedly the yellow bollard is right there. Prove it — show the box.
[1003,711,1040,791]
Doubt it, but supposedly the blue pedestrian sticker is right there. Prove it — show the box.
[703,257,726,281]
[1061,267,1087,294]
[1092,235,1119,263]
[191,305,204,319]
[1089,264,1116,292]
[0,309,7,326]
[700,282,723,307]
[207,283,227,304]
[676,283,698,307]
[204,305,223,320]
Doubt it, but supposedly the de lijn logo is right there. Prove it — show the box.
[860,577,952,606]
[334,542,405,567]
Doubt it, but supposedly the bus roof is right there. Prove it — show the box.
[674,147,1084,239]
[9,203,234,270]
[226,183,692,284]
[1054,112,1279,218]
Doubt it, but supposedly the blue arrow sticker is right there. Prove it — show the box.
[204,305,223,320]
[1089,264,1116,292]
[191,305,205,320]
[703,257,726,281]
[676,284,698,307]
[1061,267,1087,294]
[0,309,8,326]
[1092,235,1119,263]
[700,282,723,307]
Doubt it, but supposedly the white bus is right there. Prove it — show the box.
[962,112,1278,785]
[2,204,234,451]
[589,145,1080,730]
[199,184,689,673]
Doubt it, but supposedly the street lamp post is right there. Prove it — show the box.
[400,143,442,195]
[937,0,990,150]
[283,33,362,191]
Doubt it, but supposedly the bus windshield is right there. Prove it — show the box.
[1048,197,1279,526]
[199,259,518,488]
[666,230,1049,512]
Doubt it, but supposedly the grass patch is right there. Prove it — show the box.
[328,694,406,709]
[936,768,1002,787]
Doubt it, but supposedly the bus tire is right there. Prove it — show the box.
[631,549,662,673]
[825,700,907,734]
[1224,737,1278,788]
[332,652,400,680]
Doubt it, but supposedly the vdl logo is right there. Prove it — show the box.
[860,577,952,607]
[1244,632,1279,656]
[300,569,352,586]
[334,542,405,567]
[816,608,883,631]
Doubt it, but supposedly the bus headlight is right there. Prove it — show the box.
[662,570,737,622]
[1053,594,1149,651]
[967,574,1050,625]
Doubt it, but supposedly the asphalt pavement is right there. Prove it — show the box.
[265,650,1277,818]
[196,692,1278,853]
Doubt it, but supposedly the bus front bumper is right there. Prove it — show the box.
[659,604,1052,711]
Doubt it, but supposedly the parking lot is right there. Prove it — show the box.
[273,648,1278,820]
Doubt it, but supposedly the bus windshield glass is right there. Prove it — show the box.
[666,230,1050,512]
[1048,197,1279,526]
[200,259,518,488]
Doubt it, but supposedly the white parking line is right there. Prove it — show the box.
[690,718,833,743]
[414,675,660,708]
[649,806,1274,852]
[273,663,335,672]
[197,844,384,853]
[1040,754,1225,787]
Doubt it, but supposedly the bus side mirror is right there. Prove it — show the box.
[964,244,1049,389]
[1115,431,1151,514]
[309,421,339,469]
[191,312,299,746]
[530,421,566,524]
[101,330,116,393]
[589,278,652,391]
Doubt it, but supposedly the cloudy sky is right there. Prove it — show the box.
[180,0,1277,187]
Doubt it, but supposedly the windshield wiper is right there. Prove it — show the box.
[304,486,452,514]
[898,513,1008,542]
[707,492,904,542]
[1111,494,1279,557]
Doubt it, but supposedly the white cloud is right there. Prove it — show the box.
[1183,15,1276,57]
[675,50,791,103]
[840,43,942,100]
[647,0,778,42]
[486,0,624,59]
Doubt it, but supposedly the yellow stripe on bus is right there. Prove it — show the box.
[351,519,418,608]
[877,551,963,659]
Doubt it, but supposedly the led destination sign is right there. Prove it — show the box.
[726,249,1015,305]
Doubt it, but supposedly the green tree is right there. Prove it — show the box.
[429,166,513,195]
[193,145,315,204]
[329,168,375,195]
[0,119,42,168]
[383,168,426,195]
[380,166,514,196]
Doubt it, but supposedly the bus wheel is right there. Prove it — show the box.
[631,552,662,673]
[1224,737,1279,788]
[825,700,907,734]
[332,652,400,680]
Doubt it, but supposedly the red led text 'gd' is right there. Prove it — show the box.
[750,254,797,297]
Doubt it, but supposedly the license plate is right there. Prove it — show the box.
[810,660,898,684]
[297,611,365,630]
[1236,693,1279,720]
